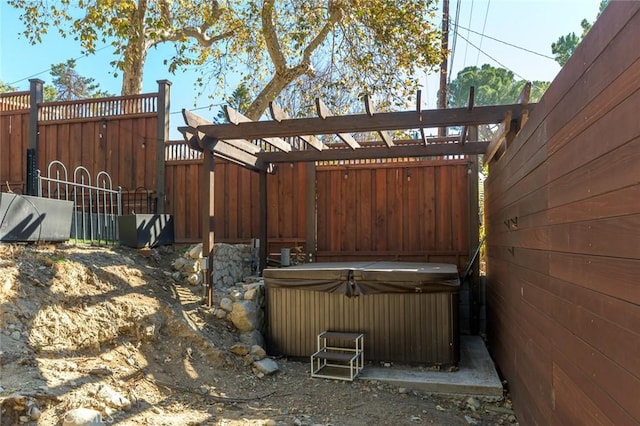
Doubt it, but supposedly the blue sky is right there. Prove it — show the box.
[0,0,602,138]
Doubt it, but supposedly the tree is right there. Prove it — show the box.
[551,0,609,66]
[447,65,549,142]
[222,0,443,119]
[9,0,237,95]
[48,59,112,101]
[215,83,252,123]
[10,1,443,120]
[0,81,17,93]
[448,65,549,108]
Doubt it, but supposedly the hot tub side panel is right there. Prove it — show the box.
[266,287,459,365]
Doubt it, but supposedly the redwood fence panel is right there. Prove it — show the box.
[0,88,162,213]
[0,91,30,193]
[166,146,471,274]
[484,3,640,424]
[316,160,470,271]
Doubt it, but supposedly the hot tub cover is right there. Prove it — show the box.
[263,261,459,296]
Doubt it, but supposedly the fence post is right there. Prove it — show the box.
[27,79,44,195]
[156,79,171,213]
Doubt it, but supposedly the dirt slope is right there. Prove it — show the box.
[0,243,517,425]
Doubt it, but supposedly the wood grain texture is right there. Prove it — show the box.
[486,4,640,425]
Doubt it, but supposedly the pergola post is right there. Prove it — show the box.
[27,78,44,195]
[259,170,268,274]
[468,126,481,335]
[305,162,317,262]
[202,146,215,307]
[156,79,171,213]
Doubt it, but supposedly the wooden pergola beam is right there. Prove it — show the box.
[225,105,292,152]
[178,127,268,172]
[259,141,488,163]
[182,109,262,155]
[269,102,326,151]
[483,110,513,165]
[315,98,360,149]
[364,95,394,147]
[198,103,531,141]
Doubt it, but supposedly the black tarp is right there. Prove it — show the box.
[263,261,460,296]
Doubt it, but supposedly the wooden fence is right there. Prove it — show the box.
[0,81,170,212]
[0,91,30,192]
[166,143,472,272]
[485,3,640,424]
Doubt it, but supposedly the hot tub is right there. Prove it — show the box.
[264,261,460,365]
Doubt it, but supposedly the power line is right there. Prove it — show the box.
[170,103,224,115]
[463,0,475,66]
[457,31,529,81]
[8,45,113,86]
[475,0,491,66]
[454,23,555,60]
[448,0,463,84]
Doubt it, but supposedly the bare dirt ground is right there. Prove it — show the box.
[0,243,517,425]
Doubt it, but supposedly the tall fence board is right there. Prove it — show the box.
[485,3,640,425]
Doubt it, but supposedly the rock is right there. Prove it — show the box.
[171,271,182,281]
[97,384,131,410]
[229,301,260,332]
[464,415,479,425]
[230,344,250,356]
[250,345,267,360]
[219,298,233,312]
[466,396,481,411]
[508,415,517,423]
[186,273,201,286]
[19,416,30,423]
[240,330,265,348]
[11,331,21,340]
[27,405,42,420]
[62,408,104,426]
[172,257,187,270]
[253,358,279,376]
[398,387,409,394]
[229,289,244,301]
[183,260,200,273]
[244,288,258,300]
[188,244,203,259]
[242,282,262,291]
[215,309,227,320]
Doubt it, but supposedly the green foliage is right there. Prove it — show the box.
[48,59,112,101]
[8,0,238,94]
[551,0,609,66]
[9,0,443,119]
[448,64,549,108]
[215,83,252,123]
[0,81,18,93]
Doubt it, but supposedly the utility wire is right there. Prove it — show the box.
[475,0,491,66]
[8,44,113,86]
[454,23,556,60]
[448,0,463,84]
[457,31,529,81]
[463,0,475,66]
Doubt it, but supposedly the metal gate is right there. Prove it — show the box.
[37,160,122,244]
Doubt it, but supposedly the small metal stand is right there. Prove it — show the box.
[310,331,364,381]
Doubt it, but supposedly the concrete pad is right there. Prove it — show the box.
[358,336,503,399]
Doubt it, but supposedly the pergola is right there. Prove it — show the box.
[180,87,532,306]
